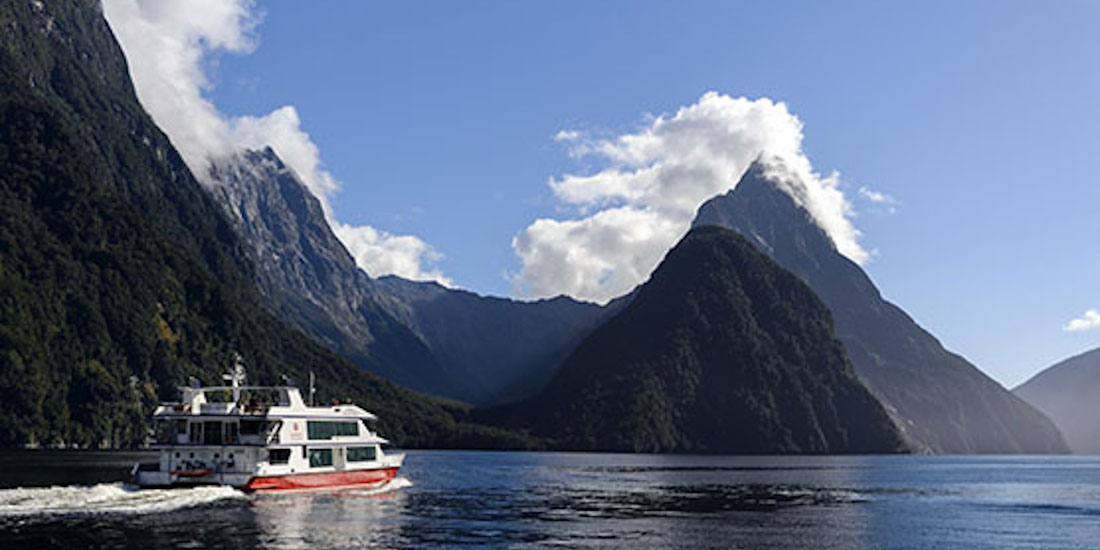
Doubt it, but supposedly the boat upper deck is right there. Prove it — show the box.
[149,365,385,448]
[153,385,378,421]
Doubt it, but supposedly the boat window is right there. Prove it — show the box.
[308,448,333,468]
[155,420,174,444]
[189,422,203,444]
[306,421,359,440]
[268,449,290,465]
[239,419,263,435]
[176,420,188,435]
[272,389,291,406]
[203,421,222,445]
[346,446,377,462]
[225,422,239,444]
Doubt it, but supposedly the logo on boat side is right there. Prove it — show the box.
[289,421,304,441]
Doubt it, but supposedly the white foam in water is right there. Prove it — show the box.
[0,483,246,518]
[0,476,411,517]
[366,476,412,494]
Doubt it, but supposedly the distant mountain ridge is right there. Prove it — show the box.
[693,158,1068,454]
[205,149,450,397]
[371,276,618,404]
[204,148,613,406]
[1014,347,1100,453]
[488,226,906,454]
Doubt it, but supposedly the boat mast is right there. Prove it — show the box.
[224,353,247,403]
[308,371,316,406]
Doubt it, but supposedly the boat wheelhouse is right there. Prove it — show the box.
[132,364,403,493]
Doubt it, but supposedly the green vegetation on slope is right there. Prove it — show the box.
[0,0,535,450]
[485,226,906,454]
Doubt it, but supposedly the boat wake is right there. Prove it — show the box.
[0,483,246,518]
[356,475,412,496]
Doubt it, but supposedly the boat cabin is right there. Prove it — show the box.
[133,366,402,491]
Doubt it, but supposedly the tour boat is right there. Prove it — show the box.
[131,362,404,493]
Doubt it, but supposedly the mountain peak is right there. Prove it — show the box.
[498,225,906,454]
[741,152,813,206]
[258,145,279,160]
[1014,346,1100,453]
[696,156,837,266]
[204,147,460,398]
[690,165,1068,454]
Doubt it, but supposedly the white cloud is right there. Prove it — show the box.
[554,129,581,142]
[858,185,899,214]
[102,0,448,284]
[858,186,892,204]
[511,207,681,301]
[512,92,867,303]
[333,223,453,287]
[101,0,256,176]
[227,107,341,204]
[1064,309,1100,332]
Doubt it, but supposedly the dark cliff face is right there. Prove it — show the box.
[492,226,906,454]
[371,276,618,405]
[693,160,1068,454]
[204,149,450,398]
[202,148,616,406]
[1015,347,1100,453]
[0,0,524,449]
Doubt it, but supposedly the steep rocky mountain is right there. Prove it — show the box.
[371,276,617,404]
[0,0,528,449]
[1014,347,1100,453]
[203,149,614,406]
[693,158,1067,453]
[488,226,906,454]
[205,149,451,398]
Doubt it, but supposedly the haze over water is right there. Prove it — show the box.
[1,450,1098,549]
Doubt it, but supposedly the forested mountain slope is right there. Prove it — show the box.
[488,226,905,454]
[0,0,529,449]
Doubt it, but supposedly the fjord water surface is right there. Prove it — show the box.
[1,450,1098,549]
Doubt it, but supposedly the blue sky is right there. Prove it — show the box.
[116,1,1100,387]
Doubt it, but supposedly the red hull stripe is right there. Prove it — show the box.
[244,467,399,493]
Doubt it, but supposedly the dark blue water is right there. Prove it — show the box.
[1,450,1099,549]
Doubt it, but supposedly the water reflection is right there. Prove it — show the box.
[252,480,410,549]
[3,451,1100,549]
[389,452,883,549]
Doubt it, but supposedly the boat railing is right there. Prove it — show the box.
[199,402,235,415]
[152,439,271,448]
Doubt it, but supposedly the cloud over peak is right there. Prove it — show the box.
[101,0,258,178]
[512,92,868,303]
[102,0,448,285]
